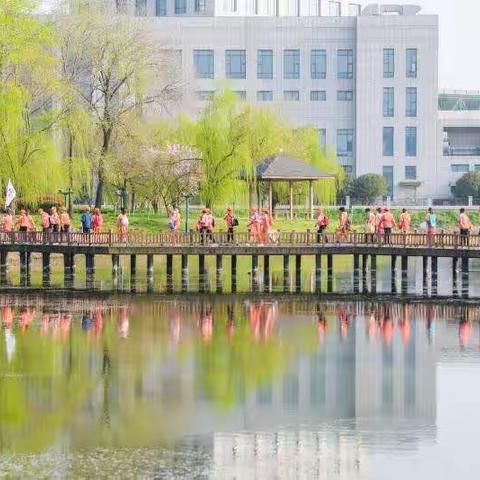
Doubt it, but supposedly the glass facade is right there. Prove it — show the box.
[451,164,469,173]
[406,87,417,117]
[257,90,273,102]
[195,0,207,12]
[193,50,214,79]
[234,90,246,100]
[383,48,394,78]
[318,129,327,150]
[405,127,417,157]
[406,48,418,78]
[337,90,353,101]
[175,0,187,14]
[257,50,273,79]
[284,50,300,79]
[348,3,361,16]
[196,90,214,101]
[226,50,246,79]
[383,87,394,117]
[284,90,300,101]
[329,1,341,16]
[382,166,394,198]
[311,50,326,79]
[405,166,417,179]
[337,49,354,79]
[156,0,167,15]
[383,127,394,156]
[311,90,327,101]
[337,129,354,157]
[135,0,147,16]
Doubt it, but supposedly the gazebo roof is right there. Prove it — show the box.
[256,153,334,181]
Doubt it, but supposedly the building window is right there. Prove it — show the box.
[383,166,394,198]
[284,49,300,79]
[195,0,207,12]
[156,0,167,15]
[284,90,300,101]
[226,50,246,79]
[318,129,326,150]
[405,127,417,157]
[348,3,361,16]
[383,127,394,156]
[311,90,327,101]
[337,90,353,101]
[196,90,214,101]
[175,0,186,14]
[405,166,417,179]
[257,50,273,79]
[383,48,394,78]
[383,87,394,117]
[329,1,341,16]
[311,49,326,79]
[337,129,354,157]
[257,90,273,102]
[234,90,246,100]
[451,164,469,173]
[406,48,417,78]
[337,49,353,79]
[406,87,417,117]
[475,165,480,172]
[193,50,214,79]
[135,0,147,16]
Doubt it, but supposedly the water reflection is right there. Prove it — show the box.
[0,295,480,477]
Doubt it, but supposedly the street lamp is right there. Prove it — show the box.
[116,188,128,210]
[182,194,193,233]
[59,189,74,216]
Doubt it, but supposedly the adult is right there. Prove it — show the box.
[81,207,92,234]
[315,208,329,243]
[375,207,384,236]
[26,210,35,232]
[206,208,215,243]
[197,208,209,244]
[60,207,71,233]
[117,208,129,236]
[16,209,30,232]
[224,207,237,242]
[425,207,437,235]
[381,207,396,243]
[337,207,349,241]
[38,208,50,232]
[49,206,60,233]
[459,208,473,246]
[168,206,180,232]
[248,208,260,243]
[364,208,376,243]
[260,208,273,243]
[399,208,411,233]
[1,209,14,233]
[92,208,104,234]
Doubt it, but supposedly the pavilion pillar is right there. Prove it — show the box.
[308,180,314,220]
[268,180,273,217]
[289,181,293,220]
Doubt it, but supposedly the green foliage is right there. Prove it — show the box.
[454,172,480,198]
[337,173,355,199]
[353,174,388,202]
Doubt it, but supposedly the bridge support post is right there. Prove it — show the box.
[42,252,51,287]
[295,255,302,293]
[20,251,30,287]
[263,255,270,292]
[181,255,188,292]
[422,256,429,296]
[371,255,377,293]
[361,254,368,293]
[391,255,397,294]
[231,255,237,293]
[130,254,137,292]
[199,254,206,293]
[0,251,7,285]
[315,254,322,293]
[401,256,408,294]
[147,254,154,293]
[252,255,259,292]
[327,254,333,293]
[431,256,438,296]
[85,253,95,289]
[452,257,459,297]
[353,254,360,293]
[461,257,469,298]
[166,254,173,293]
[283,255,290,292]
[112,254,120,290]
[216,255,223,293]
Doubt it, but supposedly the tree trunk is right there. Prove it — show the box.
[95,128,112,208]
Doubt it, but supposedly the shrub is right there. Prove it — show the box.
[353,174,388,203]
[16,195,65,212]
[454,172,480,199]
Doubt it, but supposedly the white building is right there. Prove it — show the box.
[112,2,479,202]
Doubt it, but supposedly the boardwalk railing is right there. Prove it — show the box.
[0,231,478,249]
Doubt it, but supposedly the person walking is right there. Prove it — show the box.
[425,207,437,235]
[38,208,50,232]
[117,208,129,237]
[260,208,273,243]
[248,208,260,243]
[375,207,384,236]
[92,208,104,234]
[224,207,237,242]
[381,207,396,244]
[206,208,215,243]
[459,208,473,246]
[2,209,14,233]
[364,208,376,243]
[60,207,71,233]
[197,208,209,244]
[26,210,35,232]
[337,207,349,242]
[49,206,60,233]
[315,208,329,243]
[81,207,92,234]
[399,208,411,233]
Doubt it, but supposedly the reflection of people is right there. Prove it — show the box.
[19,307,35,332]
[317,311,327,345]
[198,304,213,344]
[117,305,129,339]
[399,304,410,346]
[426,306,436,343]
[248,301,277,341]
[226,305,235,342]
[381,305,394,345]
[169,308,180,346]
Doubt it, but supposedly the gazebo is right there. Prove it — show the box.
[253,152,335,219]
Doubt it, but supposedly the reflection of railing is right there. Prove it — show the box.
[1,231,480,250]
[443,146,480,156]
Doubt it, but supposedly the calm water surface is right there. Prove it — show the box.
[1,294,479,479]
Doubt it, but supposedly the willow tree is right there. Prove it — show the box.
[55,0,182,207]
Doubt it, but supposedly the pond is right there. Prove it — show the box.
[0,293,479,478]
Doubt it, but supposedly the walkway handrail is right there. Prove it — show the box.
[0,230,477,249]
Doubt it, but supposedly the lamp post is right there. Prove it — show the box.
[116,188,128,211]
[59,189,74,216]
[182,194,193,233]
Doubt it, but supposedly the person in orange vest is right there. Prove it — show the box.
[1,209,14,233]
[381,207,396,244]
[399,208,411,233]
[60,207,71,233]
[38,208,50,232]
[315,208,329,243]
[16,209,30,232]
[459,208,473,246]
[26,209,36,232]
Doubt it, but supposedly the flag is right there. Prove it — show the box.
[5,179,16,208]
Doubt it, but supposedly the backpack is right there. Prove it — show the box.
[232,217,239,227]
[428,214,436,228]
[322,215,329,227]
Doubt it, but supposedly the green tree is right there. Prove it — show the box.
[353,173,388,203]
[454,171,480,199]
[338,173,355,199]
